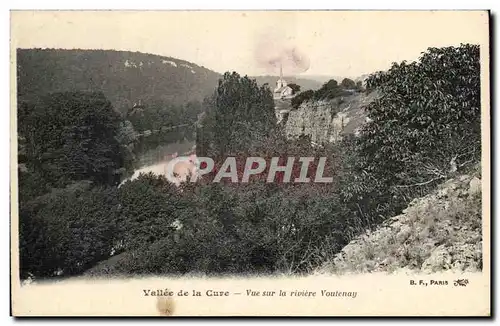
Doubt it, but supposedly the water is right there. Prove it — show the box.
[122,140,196,185]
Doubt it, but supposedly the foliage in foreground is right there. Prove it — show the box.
[340,43,481,228]
[18,91,127,194]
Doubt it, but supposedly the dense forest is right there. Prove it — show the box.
[18,44,481,279]
[17,49,221,111]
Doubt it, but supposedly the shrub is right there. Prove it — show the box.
[18,91,126,188]
[291,90,314,109]
[361,44,480,190]
[340,43,481,229]
[340,78,356,89]
[19,182,119,278]
[117,173,182,251]
[291,79,352,109]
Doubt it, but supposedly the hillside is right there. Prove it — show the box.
[16,49,221,112]
[316,165,483,275]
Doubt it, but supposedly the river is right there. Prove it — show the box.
[123,139,196,184]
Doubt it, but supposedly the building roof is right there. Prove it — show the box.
[274,85,292,93]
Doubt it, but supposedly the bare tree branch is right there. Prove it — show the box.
[393,175,445,188]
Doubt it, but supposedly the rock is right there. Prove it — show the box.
[315,172,482,276]
[437,187,450,198]
[459,174,471,182]
[468,177,481,196]
[421,245,452,273]
[448,243,482,272]
[409,198,420,207]
[389,221,403,233]
[393,267,416,275]
[283,92,378,143]
[396,225,412,243]
[444,178,456,186]
[436,179,461,197]
[390,215,403,222]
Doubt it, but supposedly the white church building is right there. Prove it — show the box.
[273,65,294,100]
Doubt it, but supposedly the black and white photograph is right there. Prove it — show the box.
[10,10,490,316]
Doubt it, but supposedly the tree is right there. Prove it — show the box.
[340,78,356,89]
[291,90,314,109]
[314,79,346,100]
[18,91,126,188]
[287,83,301,94]
[357,43,480,212]
[197,72,277,157]
[117,173,182,251]
[19,182,119,278]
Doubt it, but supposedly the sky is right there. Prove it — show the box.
[11,10,489,78]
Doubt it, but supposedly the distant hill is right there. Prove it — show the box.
[300,75,346,84]
[301,74,373,86]
[16,49,222,113]
[251,75,323,92]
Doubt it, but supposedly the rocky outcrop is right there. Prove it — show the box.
[283,91,379,144]
[317,168,483,275]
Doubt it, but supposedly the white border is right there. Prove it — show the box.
[3,1,498,325]
[2,1,499,10]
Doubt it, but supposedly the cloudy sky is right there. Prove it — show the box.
[11,10,488,77]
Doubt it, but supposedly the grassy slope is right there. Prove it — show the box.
[316,165,482,275]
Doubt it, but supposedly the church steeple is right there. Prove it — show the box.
[273,63,293,100]
[276,63,287,89]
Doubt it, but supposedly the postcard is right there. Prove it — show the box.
[10,10,491,316]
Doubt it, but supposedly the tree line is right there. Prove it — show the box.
[291,77,364,109]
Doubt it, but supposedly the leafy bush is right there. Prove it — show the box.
[314,79,348,100]
[287,83,301,94]
[291,90,314,109]
[18,91,126,188]
[361,44,480,190]
[291,79,353,109]
[91,180,347,276]
[19,182,119,278]
[340,43,481,228]
[340,78,356,89]
[117,173,182,251]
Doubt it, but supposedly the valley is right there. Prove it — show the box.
[17,45,483,281]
